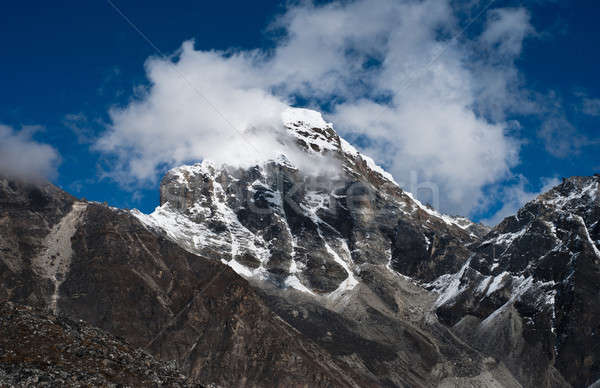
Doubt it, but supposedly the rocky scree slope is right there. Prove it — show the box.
[0,302,196,387]
[0,176,519,387]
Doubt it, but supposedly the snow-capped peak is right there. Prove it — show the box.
[281,107,332,129]
[132,106,487,301]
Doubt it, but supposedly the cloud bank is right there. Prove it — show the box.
[97,0,542,218]
[0,125,60,181]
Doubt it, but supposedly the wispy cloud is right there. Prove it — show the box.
[537,115,586,158]
[0,124,60,181]
[532,90,600,158]
[63,113,97,144]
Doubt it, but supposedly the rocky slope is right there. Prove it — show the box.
[0,302,195,387]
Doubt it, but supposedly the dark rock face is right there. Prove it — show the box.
[0,302,196,387]
[390,214,475,282]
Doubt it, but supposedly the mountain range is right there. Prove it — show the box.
[1,108,598,387]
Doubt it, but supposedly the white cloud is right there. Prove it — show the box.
[0,124,60,180]
[333,101,520,215]
[292,0,530,214]
[481,175,560,226]
[480,8,533,56]
[97,0,538,216]
[94,43,291,184]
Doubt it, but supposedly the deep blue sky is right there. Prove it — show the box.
[1,1,285,208]
[1,0,599,221]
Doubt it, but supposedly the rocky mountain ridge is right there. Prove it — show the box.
[0,175,522,387]
[430,175,600,388]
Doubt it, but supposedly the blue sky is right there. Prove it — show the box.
[1,0,599,224]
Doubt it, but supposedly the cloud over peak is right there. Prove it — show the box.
[96,0,539,218]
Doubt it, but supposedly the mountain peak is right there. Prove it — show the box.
[536,175,599,210]
[281,107,331,129]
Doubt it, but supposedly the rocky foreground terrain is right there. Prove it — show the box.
[1,108,599,387]
[0,302,195,387]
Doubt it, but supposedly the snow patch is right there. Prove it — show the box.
[429,257,472,308]
[325,239,359,299]
[572,214,600,259]
[482,227,527,247]
[486,272,509,296]
[284,275,315,295]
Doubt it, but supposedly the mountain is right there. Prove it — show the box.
[430,175,600,388]
[133,108,487,293]
[0,177,363,387]
[0,164,515,387]
[1,108,598,387]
